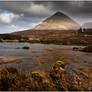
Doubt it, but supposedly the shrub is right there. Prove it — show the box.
[0,67,18,91]
[0,67,18,75]
[52,60,65,69]
[0,67,30,91]
[31,72,42,82]
[22,46,30,49]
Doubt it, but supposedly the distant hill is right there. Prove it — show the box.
[13,12,80,37]
[82,22,92,29]
[81,22,92,34]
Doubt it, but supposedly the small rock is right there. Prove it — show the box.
[47,48,54,51]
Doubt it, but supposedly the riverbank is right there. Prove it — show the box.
[0,34,92,45]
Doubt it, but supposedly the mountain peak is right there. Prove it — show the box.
[43,11,71,22]
[54,11,64,15]
[54,11,66,16]
[13,11,80,36]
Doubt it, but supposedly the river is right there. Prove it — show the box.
[0,42,92,73]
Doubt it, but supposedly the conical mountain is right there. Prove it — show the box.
[13,12,80,36]
[33,11,80,30]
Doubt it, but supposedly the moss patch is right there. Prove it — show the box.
[31,72,42,82]
[52,60,65,69]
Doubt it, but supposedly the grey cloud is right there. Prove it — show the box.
[0,1,53,17]
[0,1,92,18]
[0,1,92,33]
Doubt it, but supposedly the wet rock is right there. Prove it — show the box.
[47,48,54,51]
[22,46,30,49]
[72,47,79,51]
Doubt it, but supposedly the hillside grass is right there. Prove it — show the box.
[0,34,92,46]
[39,34,92,45]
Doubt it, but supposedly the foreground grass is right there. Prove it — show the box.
[0,61,91,91]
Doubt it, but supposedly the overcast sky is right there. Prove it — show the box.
[0,1,92,33]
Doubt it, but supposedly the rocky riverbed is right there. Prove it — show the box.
[0,43,91,73]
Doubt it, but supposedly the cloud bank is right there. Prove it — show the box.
[0,1,92,33]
